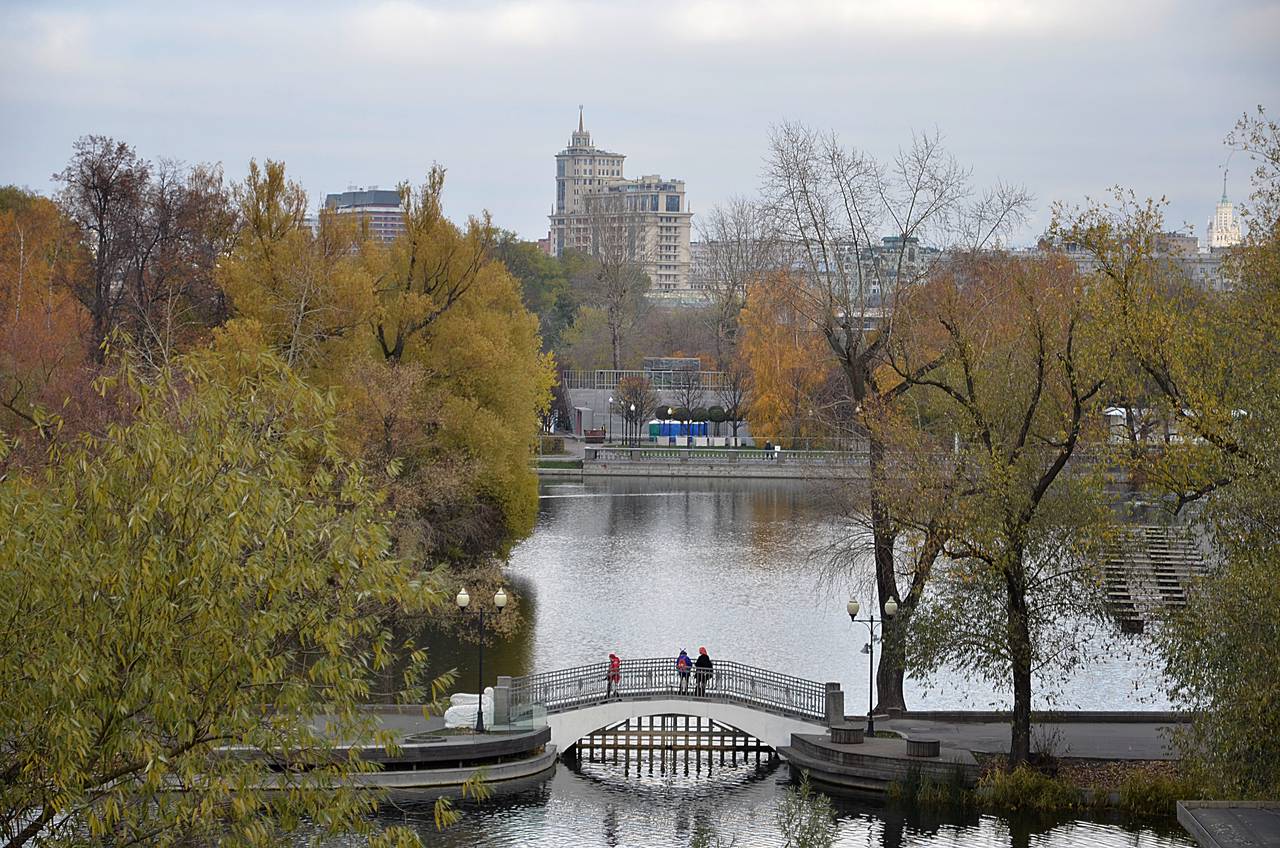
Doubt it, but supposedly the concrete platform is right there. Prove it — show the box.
[778,733,979,793]
[1178,802,1280,847]
[880,716,1181,760]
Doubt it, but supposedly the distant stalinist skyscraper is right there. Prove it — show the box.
[549,108,693,298]
[1206,172,1243,249]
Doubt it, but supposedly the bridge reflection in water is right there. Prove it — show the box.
[567,714,779,778]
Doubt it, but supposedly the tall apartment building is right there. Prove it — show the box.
[549,110,692,296]
[1206,177,1243,249]
[324,187,407,243]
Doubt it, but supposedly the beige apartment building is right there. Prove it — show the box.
[549,110,692,296]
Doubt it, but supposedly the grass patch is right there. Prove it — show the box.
[979,765,1080,813]
[887,762,973,809]
[1117,770,1199,818]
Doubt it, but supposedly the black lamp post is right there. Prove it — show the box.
[456,585,509,733]
[846,596,898,736]
[629,402,636,446]
[607,395,614,444]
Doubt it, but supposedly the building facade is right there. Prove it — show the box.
[549,110,692,297]
[324,187,407,243]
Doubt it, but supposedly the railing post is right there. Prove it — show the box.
[494,675,512,726]
[825,682,843,728]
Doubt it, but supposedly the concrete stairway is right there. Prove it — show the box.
[1104,525,1207,633]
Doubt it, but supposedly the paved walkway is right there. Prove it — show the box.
[880,717,1180,760]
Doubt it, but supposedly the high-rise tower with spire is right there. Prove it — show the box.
[549,109,693,296]
[1206,171,1243,249]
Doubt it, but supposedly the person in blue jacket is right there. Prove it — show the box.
[676,649,692,693]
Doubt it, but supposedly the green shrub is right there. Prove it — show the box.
[1117,770,1198,818]
[979,766,1079,813]
[538,435,566,454]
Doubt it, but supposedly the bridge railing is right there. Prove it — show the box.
[507,657,828,724]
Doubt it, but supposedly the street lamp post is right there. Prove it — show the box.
[629,403,637,446]
[846,596,898,736]
[607,396,614,445]
[456,586,509,733]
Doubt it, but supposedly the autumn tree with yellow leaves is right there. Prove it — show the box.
[218,161,553,563]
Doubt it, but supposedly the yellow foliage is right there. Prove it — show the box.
[739,272,831,446]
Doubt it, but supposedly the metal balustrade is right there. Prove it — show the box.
[586,447,869,465]
[561,369,735,392]
[507,657,829,724]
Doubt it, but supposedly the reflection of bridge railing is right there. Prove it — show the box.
[507,658,829,724]
[562,370,733,392]
[586,447,868,465]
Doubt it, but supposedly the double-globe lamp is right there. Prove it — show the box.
[846,596,897,736]
[456,585,509,733]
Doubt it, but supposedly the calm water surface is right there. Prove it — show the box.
[367,762,1192,847]
[405,477,1190,847]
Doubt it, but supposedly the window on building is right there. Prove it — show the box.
[665,195,681,212]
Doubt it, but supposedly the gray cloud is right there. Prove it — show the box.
[1,0,1277,243]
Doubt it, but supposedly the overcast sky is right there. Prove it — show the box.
[2,0,1277,245]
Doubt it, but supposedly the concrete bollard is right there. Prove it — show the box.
[825,682,844,728]
[494,675,512,727]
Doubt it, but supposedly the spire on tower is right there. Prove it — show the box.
[578,104,584,133]
[1222,167,1229,203]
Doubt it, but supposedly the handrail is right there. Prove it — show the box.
[508,657,829,723]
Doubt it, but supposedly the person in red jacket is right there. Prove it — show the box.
[607,652,621,700]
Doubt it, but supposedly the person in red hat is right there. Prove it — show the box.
[606,652,621,700]
[694,647,713,696]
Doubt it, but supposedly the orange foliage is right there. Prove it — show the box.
[739,271,831,447]
[0,192,90,438]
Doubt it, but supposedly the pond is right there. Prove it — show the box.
[401,476,1191,847]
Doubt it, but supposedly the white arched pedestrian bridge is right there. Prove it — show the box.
[492,658,842,751]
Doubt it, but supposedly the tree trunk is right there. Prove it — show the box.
[609,312,620,372]
[868,436,907,713]
[1006,555,1033,765]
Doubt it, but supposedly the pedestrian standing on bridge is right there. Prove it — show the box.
[606,652,621,700]
[694,647,713,696]
[676,649,692,693]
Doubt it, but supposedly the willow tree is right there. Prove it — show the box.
[218,161,553,563]
[763,124,1031,710]
[0,342,445,848]
[218,159,373,373]
[882,254,1114,764]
